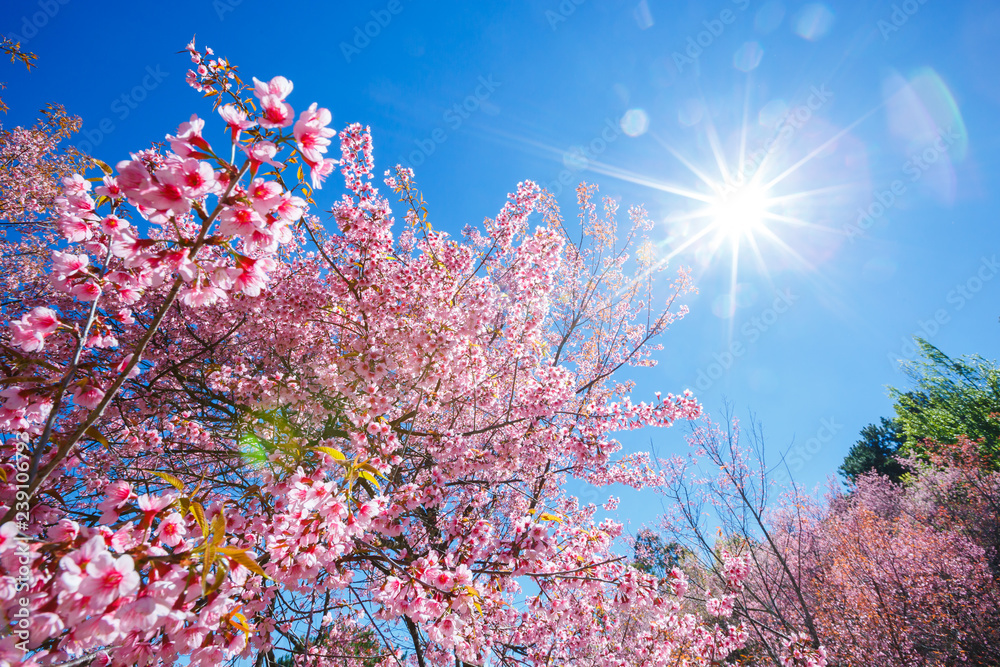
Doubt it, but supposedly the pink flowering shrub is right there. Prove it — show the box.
[654,416,1000,666]
[799,440,1000,666]
[0,42,752,667]
[807,488,1000,665]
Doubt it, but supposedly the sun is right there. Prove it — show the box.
[506,85,871,295]
[708,185,771,242]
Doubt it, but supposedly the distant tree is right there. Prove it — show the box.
[632,528,685,577]
[655,415,1000,666]
[810,473,1000,666]
[0,102,84,225]
[838,417,906,485]
[890,339,1000,466]
[272,620,391,667]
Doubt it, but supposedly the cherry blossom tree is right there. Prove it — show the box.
[1,36,87,314]
[652,413,1000,666]
[0,104,83,222]
[0,42,753,667]
[654,416,829,667]
[808,469,1000,665]
[1,103,86,309]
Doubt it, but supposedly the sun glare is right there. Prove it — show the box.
[511,84,873,299]
[709,186,770,241]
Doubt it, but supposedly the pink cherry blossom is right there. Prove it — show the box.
[179,281,225,307]
[310,157,337,189]
[179,158,217,197]
[230,256,275,297]
[217,204,264,238]
[248,178,283,215]
[156,512,187,547]
[97,481,137,525]
[25,306,59,334]
[62,173,91,195]
[79,552,140,608]
[146,165,190,214]
[258,94,294,129]
[9,307,60,351]
[162,248,198,282]
[241,141,285,170]
[115,157,152,198]
[58,215,94,242]
[218,104,256,142]
[252,75,293,100]
[58,535,109,592]
[275,193,306,222]
[166,114,211,157]
[294,103,336,167]
[70,281,102,301]
[52,250,90,276]
[137,493,175,527]
[30,612,66,646]
[0,522,20,553]
[0,44,742,667]
[50,519,80,542]
[95,175,123,200]
[71,383,105,409]
[100,214,130,235]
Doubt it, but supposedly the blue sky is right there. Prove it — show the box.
[3,0,1000,531]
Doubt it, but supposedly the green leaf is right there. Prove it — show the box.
[85,426,109,447]
[190,502,208,537]
[218,546,270,579]
[202,558,227,596]
[356,462,385,479]
[204,542,216,571]
[210,512,226,546]
[315,446,346,461]
[358,470,380,488]
[91,158,113,175]
[147,470,184,491]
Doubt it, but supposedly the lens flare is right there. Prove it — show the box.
[708,185,770,241]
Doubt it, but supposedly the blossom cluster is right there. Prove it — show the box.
[0,42,720,667]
